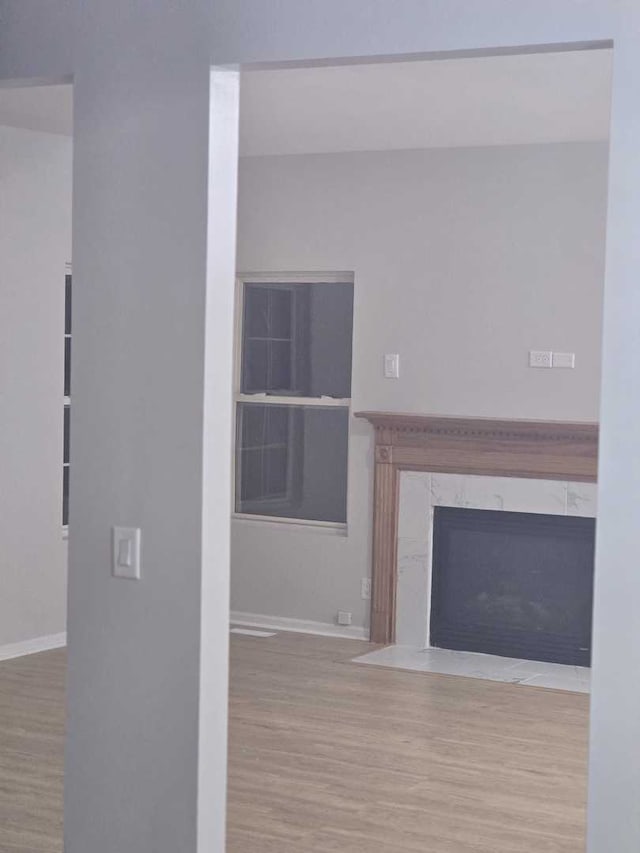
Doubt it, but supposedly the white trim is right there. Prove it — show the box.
[238,270,354,285]
[0,632,67,663]
[236,393,350,407]
[232,512,347,533]
[230,628,277,637]
[232,276,245,400]
[230,611,369,641]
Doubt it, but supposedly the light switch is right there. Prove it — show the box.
[112,527,141,580]
[117,537,132,568]
[384,353,400,379]
[552,352,576,369]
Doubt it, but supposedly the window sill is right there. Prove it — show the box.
[232,513,348,536]
[236,393,351,408]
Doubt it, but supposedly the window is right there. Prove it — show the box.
[63,266,71,527]
[234,274,354,525]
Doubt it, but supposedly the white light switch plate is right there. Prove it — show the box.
[112,526,141,580]
[384,353,400,378]
[552,351,576,369]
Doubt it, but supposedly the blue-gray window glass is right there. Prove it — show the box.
[236,281,353,523]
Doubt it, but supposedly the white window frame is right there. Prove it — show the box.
[63,261,72,538]
[232,271,354,531]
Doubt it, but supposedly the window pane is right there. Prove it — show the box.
[269,340,292,391]
[244,285,269,338]
[269,288,292,338]
[243,339,269,391]
[65,274,72,335]
[235,403,349,523]
[241,282,353,398]
[63,405,70,465]
[241,403,289,447]
[64,337,71,397]
[305,283,353,397]
[63,466,69,526]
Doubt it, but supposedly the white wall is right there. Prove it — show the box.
[232,141,609,630]
[0,124,71,648]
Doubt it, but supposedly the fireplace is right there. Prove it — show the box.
[430,507,595,666]
[356,412,599,645]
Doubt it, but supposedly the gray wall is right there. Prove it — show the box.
[232,142,609,629]
[63,6,235,853]
[0,124,71,648]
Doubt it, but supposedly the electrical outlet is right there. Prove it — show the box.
[361,578,372,600]
[337,610,352,626]
[529,350,553,369]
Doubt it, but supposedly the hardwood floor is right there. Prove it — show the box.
[0,633,589,852]
[0,649,65,853]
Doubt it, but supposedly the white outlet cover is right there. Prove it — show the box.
[337,610,353,626]
[529,350,553,369]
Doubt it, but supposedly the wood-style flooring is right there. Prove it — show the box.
[0,633,589,852]
[0,648,65,853]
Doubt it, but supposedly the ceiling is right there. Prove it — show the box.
[0,49,612,155]
[240,50,612,155]
[0,83,72,137]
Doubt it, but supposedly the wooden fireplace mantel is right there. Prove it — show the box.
[355,412,599,644]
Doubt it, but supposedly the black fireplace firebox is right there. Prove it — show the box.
[430,507,595,666]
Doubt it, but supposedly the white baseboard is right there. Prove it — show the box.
[230,611,369,641]
[0,631,67,663]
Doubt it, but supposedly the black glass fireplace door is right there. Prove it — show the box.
[430,507,595,666]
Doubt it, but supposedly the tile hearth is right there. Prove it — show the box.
[353,645,590,694]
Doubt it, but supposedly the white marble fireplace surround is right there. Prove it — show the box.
[355,472,597,694]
